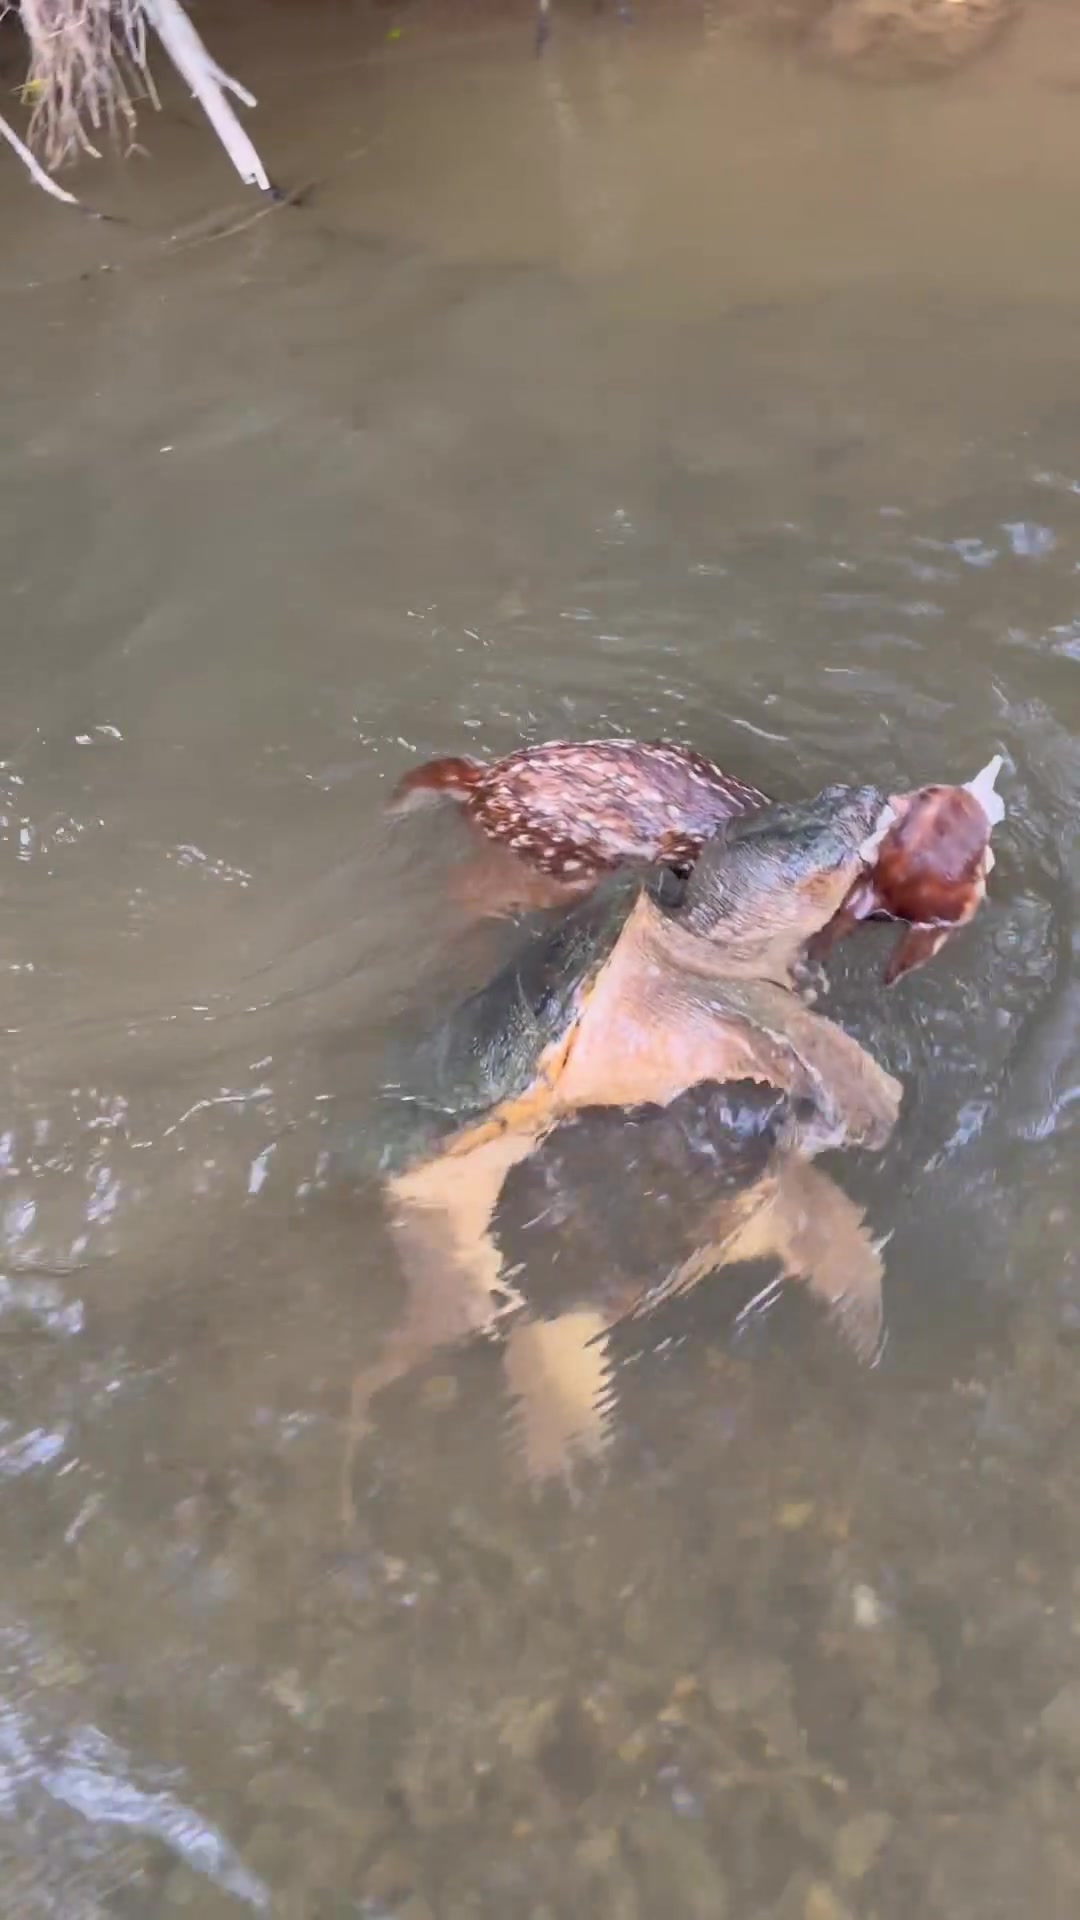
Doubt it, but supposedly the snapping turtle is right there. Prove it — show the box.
[353,784,903,1481]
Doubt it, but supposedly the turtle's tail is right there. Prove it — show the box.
[389,755,484,812]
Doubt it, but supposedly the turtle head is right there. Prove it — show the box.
[674,784,889,970]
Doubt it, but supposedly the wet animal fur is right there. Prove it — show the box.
[389,739,767,883]
[811,783,997,984]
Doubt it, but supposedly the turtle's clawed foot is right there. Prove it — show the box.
[792,951,830,1003]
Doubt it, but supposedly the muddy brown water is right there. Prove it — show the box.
[4,2,1080,1914]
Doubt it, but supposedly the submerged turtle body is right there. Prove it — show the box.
[387,783,899,1172]
[353,785,904,1485]
[379,870,640,1177]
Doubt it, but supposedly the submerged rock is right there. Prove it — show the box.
[626,1806,730,1920]
[1040,1682,1080,1769]
[705,1651,789,1717]
[812,0,1019,77]
[730,0,1019,74]
[804,1885,856,1920]
[832,1809,894,1882]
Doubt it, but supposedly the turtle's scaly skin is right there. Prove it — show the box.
[374,872,639,1178]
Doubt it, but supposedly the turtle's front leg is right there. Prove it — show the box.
[790,949,829,1004]
[502,1308,616,1483]
[653,1157,886,1363]
[758,1158,887,1365]
[345,1187,505,1512]
[344,1132,539,1517]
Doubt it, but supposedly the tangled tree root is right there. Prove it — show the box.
[5,0,271,206]
[1,0,1021,210]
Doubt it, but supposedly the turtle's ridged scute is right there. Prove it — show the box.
[497,1079,795,1321]
[377,874,640,1175]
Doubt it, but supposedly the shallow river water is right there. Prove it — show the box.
[4,2,1080,1914]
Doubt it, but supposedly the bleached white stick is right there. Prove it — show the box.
[0,109,85,209]
[141,0,272,191]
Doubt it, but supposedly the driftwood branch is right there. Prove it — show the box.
[0,106,88,209]
[12,0,272,191]
[140,0,272,191]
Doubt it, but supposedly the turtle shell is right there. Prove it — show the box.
[375,871,642,1176]
[495,1078,794,1320]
